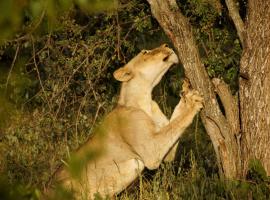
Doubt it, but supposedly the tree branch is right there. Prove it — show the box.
[225,0,245,46]
[212,78,240,135]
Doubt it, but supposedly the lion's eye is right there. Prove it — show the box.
[163,55,170,62]
[141,50,149,54]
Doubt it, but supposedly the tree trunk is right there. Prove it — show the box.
[147,0,241,178]
[147,0,270,178]
[239,0,270,176]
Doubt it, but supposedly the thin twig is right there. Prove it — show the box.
[31,35,52,112]
[26,34,51,65]
[75,89,90,147]
[5,44,20,90]
[116,9,121,60]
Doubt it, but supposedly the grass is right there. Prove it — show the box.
[1,115,270,200]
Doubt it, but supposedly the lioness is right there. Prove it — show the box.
[51,44,203,199]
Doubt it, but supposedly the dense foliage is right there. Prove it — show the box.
[1,0,268,199]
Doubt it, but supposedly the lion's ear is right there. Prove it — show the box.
[113,67,134,82]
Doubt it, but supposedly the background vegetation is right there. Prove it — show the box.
[0,0,268,199]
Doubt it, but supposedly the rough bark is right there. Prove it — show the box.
[147,0,241,178]
[239,0,270,176]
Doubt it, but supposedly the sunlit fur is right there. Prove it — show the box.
[51,44,203,199]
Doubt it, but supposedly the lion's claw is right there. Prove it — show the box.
[181,80,204,112]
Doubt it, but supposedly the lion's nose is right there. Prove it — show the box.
[161,44,169,48]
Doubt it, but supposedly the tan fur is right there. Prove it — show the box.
[50,44,203,199]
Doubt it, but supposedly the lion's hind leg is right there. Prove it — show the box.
[83,158,145,199]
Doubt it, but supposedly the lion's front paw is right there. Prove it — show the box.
[183,89,204,112]
[179,79,203,113]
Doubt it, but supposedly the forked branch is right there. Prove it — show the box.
[212,78,240,135]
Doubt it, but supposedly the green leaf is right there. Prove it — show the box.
[247,159,268,182]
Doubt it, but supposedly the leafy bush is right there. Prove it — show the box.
[0,0,117,43]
